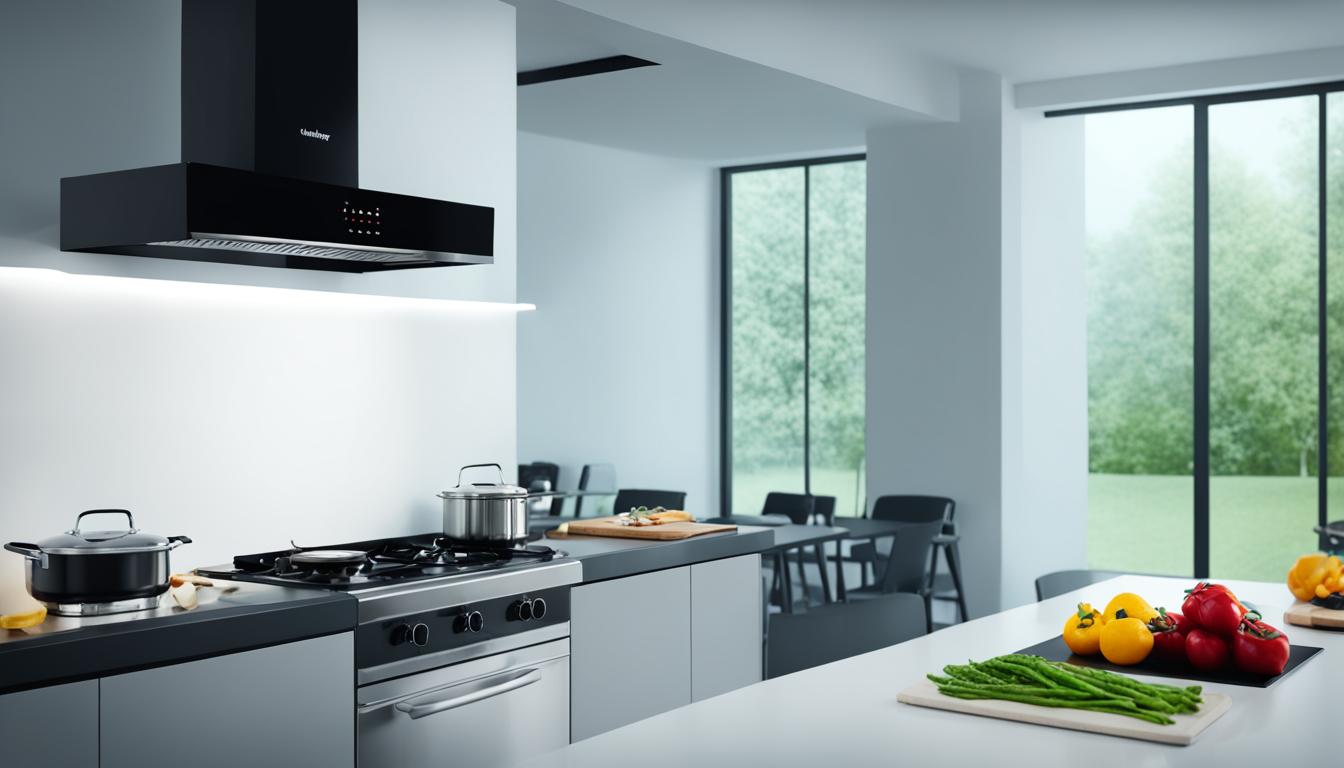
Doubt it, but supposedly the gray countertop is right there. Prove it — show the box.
[1,527,773,694]
[543,525,775,583]
[0,581,354,694]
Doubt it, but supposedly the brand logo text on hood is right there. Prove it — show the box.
[299,128,331,142]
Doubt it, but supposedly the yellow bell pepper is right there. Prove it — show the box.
[1062,603,1104,656]
[1288,553,1344,602]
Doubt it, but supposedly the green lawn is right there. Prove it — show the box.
[1089,473,1332,582]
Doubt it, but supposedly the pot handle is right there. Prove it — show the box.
[4,542,49,569]
[457,463,506,486]
[74,509,135,533]
[167,536,192,550]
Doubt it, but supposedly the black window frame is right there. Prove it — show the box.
[719,152,867,517]
[1052,78,1344,575]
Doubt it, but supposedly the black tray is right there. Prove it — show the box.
[1014,635,1323,688]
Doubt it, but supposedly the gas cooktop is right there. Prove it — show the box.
[198,534,560,592]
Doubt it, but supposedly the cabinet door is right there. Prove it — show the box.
[570,566,691,741]
[0,680,98,767]
[691,554,763,701]
[101,632,353,768]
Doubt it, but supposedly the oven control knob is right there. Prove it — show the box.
[411,623,430,647]
[391,623,413,646]
[531,597,547,620]
[455,611,485,633]
[510,599,534,621]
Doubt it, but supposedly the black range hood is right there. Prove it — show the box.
[60,0,494,273]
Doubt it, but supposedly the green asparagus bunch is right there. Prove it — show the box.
[928,654,1203,726]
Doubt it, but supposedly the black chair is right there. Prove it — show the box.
[611,489,687,513]
[853,495,967,626]
[766,593,926,678]
[518,462,561,516]
[761,493,837,606]
[761,492,834,526]
[1035,569,1126,601]
[847,505,944,633]
[573,463,616,518]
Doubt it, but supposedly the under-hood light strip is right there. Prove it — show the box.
[0,267,536,313]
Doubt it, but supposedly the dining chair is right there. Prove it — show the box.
[1034,569,1126,601]
[765,593,926,678]
[573,463,616,517]
[611,489,687,513]
[760,493,837,606]
[853,495,967,625]
[846,507,944,632]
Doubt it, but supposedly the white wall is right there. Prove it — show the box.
[516,132,718,513]
[1000,113,1089,608]
[0,0,518,569]
[866,72,1010,618]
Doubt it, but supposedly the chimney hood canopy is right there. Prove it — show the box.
[58,0,494,273]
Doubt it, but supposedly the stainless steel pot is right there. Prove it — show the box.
[438,464,529,545]
[4,509,191,615]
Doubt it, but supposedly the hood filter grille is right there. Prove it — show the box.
[150,235,434,265]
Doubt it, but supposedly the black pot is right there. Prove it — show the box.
[5,509,191,614]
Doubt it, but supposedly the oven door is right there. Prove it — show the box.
[357,637,569,768]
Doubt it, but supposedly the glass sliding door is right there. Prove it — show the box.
[807,160,867,517]
[1329,92,1344,542]
[1208,96,1320,580]
[1085,106,1195,575]
[727,166,806,517]
[724,156,866,517]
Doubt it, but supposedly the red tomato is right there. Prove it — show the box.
[1185,628,1230,671]
[1233,616,1290,676]
[1182,582,1247,635]
[1148,609,1188,663]
[1200,591,1247,635]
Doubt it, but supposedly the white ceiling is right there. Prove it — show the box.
[512,0,1344,161]
[509,0,933,162]
[560,0,1344,85]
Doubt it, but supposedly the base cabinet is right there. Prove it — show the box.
[691,554,763,700]
[100,632,354,768]
[0,680,98,767]
[570,565,692,742]
[570,555,764,742]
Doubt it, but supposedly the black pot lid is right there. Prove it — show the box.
[35,510,177,555]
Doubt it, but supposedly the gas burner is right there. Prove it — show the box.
[290,548,370,566]
[203,534,560,591]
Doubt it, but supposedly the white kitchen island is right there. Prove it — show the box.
[525,575,1338,767]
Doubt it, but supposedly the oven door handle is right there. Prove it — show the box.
[393,668,543,720]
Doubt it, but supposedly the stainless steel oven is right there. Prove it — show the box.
[358,631,570,768]
[201,536,583,768]
[350,559,581,768]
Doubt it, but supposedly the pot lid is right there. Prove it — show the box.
[35,510,177,555]
[439,463,528,499]
[439,482,528,500]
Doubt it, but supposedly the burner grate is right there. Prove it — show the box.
[218,535,557,590]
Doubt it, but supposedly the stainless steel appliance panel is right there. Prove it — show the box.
[357,637,569,768]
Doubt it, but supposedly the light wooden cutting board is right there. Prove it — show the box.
[558,517,737,541]
[897,679,1231,746]
[1284,600,1344,630]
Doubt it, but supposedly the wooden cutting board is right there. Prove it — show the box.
[558,517,737,541]
[897,679,1231,746]
[1284,600,1344,630]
